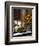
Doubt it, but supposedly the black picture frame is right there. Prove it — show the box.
[5,1,38,45]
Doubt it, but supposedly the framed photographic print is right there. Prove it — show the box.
[5,1,38,45]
